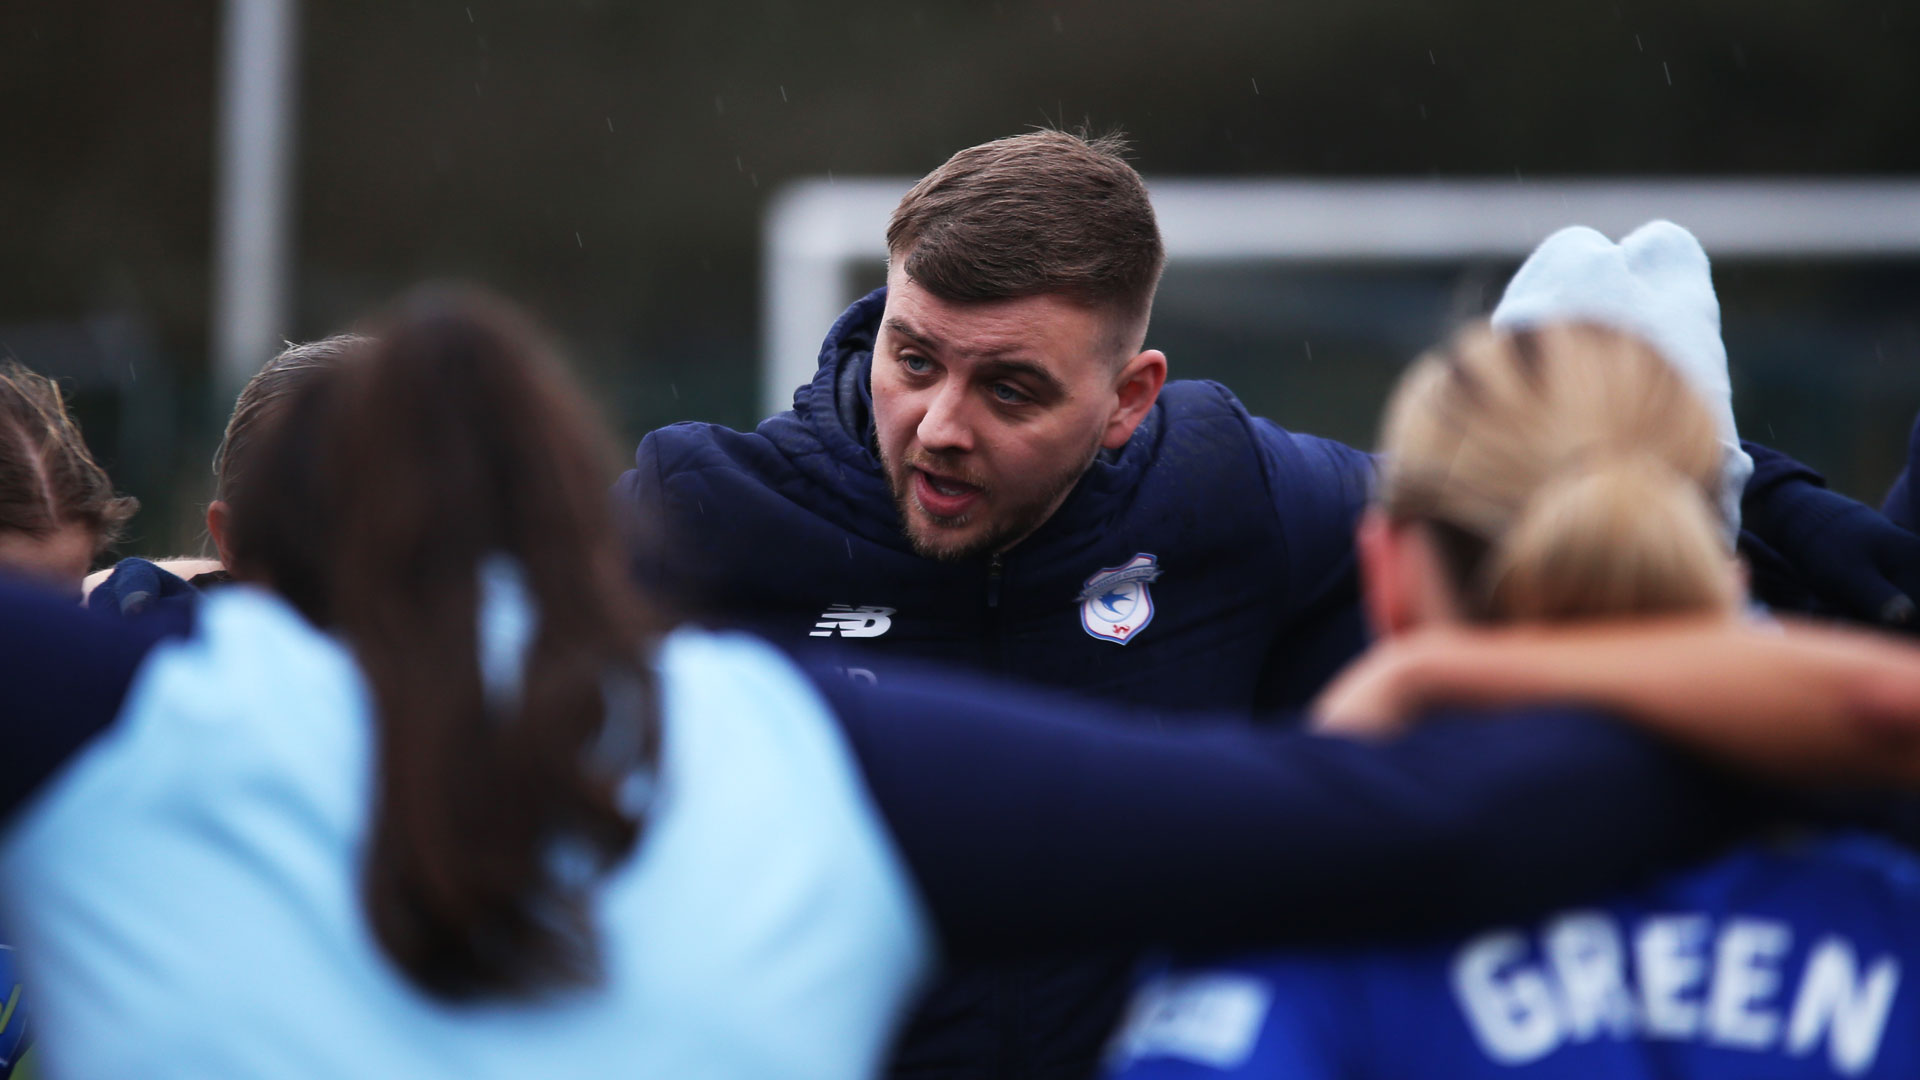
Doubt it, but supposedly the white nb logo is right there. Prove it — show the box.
[810,605,896,638]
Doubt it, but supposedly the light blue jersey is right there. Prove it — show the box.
[0,587,933,1079]
[1107,834,1920,1079]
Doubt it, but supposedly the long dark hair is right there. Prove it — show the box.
[225,288,661,1000]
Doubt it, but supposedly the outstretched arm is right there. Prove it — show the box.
[1314,616,1920,782]
[813,664,1758,962]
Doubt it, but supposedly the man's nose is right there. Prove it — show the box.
[916,381,975,454]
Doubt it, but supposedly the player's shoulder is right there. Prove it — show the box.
[641,418,780,475]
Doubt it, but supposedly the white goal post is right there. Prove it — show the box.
[762,178,1920,419]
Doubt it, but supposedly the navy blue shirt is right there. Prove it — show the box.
[1106,832,1920,1080]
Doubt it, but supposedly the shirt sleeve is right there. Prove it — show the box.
[0,576,190,823]
[1248,419,1375,609]
[1246,418,1378,707]
[808,663,1761,964]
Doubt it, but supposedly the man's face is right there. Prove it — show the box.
[871,266,1152,561]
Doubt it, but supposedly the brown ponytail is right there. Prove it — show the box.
[1378,323,1738,625]
[225,288,662,1000]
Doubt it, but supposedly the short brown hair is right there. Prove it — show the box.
[887,129,1165,341]
[214,335,370,503]
[0,361,136,558]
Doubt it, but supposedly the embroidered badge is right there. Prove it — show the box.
[1078,553,1160,645]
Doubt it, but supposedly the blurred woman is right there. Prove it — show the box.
[0,361,141,1078]
[1105,323,1920,1080]
[86,336,365,616]
[0,362,135,595]
[0,294,1917,1079]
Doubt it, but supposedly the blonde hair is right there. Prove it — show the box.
[1377,322,1739,623]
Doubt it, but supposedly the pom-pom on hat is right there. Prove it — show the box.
[1492,220,1751,534]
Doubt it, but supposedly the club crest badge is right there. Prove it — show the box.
[1078,553,1160,645]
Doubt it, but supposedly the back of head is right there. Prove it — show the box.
[1377,323,1738,623]
[226,288,660,1001]
[213,335,369,505]
[887,129,1165,348]
[0,362,135,577]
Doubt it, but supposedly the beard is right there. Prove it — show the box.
[883,442,1100,563]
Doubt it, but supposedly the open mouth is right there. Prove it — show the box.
[912,467,985,520]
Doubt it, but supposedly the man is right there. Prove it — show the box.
[621,131,1918,1079]
[627,132,1372,719]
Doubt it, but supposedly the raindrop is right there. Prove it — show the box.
[750,173,759,188]
[1303,340,1313,361]
[714,96,725,116]
[779,85,788,102]
[606,116,614,132]
[1732,43,1747,69]
[734,156,743,172]
[1662,61,1672,85]
[1428,49,1436,65]
[1634,33,1643,51]
[474,82,482,98]
[670,381,680,400]
[1251,76,1260,95]
[466,6,473,21]
[575,231,584,248]
[1418,103,1428,119]
[1052,12,1063,32]
[828,168,835,184]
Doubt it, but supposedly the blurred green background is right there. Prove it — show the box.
[3,0,1916,556]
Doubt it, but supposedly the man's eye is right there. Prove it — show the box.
[990,383,1030,405]
[900,353,933,375]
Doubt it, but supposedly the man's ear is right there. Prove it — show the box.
[1101,349,1168,450]
[207,500,234,569]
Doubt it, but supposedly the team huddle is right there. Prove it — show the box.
[2,130,1919,1079]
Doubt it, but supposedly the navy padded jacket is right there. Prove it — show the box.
[620,287,1374,718]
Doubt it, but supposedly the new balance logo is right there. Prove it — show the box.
[811,604,896,638]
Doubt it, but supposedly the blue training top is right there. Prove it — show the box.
[1,587,934,1080]
[1107,833,1920,1079]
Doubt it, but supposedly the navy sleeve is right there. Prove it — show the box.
[615,433,679,602]
[1247,420,1378,707]
[1248,419,1374,610]
[1741,440,1920,628]
[1884,410,1919,532]
[85,557,204,620]
[1742,438,1827,497]
[0,575,190,822]
[810,665,1759,962]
